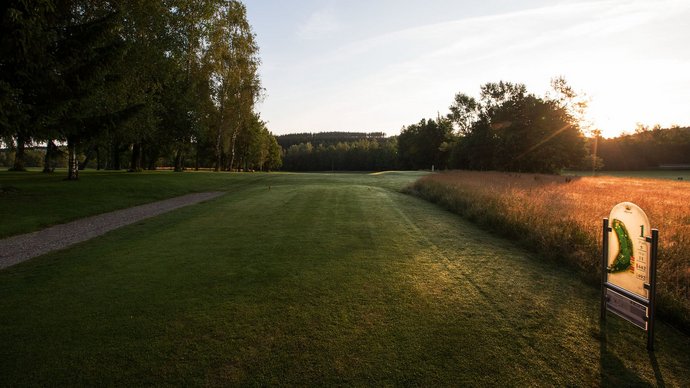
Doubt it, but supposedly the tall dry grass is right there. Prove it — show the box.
[407,171,690,331]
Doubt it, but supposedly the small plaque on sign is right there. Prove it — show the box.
[606,288,648,330]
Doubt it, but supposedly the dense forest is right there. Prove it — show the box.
[277,132,396,171]
[1,0,281,178]
[280,138,398,172]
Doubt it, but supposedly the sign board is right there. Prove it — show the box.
[605,288,647,330]
[601,201,659,351]
[606,202,651,298]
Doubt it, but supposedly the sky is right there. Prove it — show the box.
[244,0,690,138]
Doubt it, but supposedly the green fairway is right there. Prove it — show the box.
[1,171,689,385]
[0,170,426,238]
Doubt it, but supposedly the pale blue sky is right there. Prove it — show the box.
[245,0,690,138]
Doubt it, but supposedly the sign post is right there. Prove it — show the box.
[601,202,658,351]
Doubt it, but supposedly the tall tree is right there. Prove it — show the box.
[448,93,479,135]
[398,117,453,170]
[159,0,220,172]
[55,2,130,180]
[265,132,282,171]
[0,1,56,171]
[204,0,262,171]
[1,1,134,178]
[447,80,586,173]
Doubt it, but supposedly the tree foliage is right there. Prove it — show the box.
[281,137,398,172]
[448,93,479,135]
[277,79,588,173]
[597,126,690,170]
[204,0,262,171]
[398,118,453,170]
[277,132,386,149]
[447,80,586,173]
[0,0,279,178]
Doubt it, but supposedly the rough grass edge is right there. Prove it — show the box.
[403,178,690,334]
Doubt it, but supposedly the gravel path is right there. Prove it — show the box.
[0,191,225,270]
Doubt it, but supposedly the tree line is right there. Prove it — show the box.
[277,132,386,149]
[595,125,690,171]
[280,78,588,173]
[281,137,398,172]
[378,79,689,173]
[1,0,280,179]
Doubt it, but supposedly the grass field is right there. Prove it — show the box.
[1,171,689,385]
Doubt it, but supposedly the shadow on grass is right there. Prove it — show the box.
[599,319,664,386]
[649,351,666,387]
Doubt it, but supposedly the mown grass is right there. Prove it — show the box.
[407,170,690,333]
[1,171,689,385]
[0,169,425,238]
[0,169,263,238]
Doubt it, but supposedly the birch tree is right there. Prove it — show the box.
[204,1,261,171]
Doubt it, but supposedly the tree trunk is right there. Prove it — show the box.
[43,140,56,173]
[195,141,200,171]
[96,145,102,170]
[128,142,142,172]
[10,134,27,171]
[79,147,94,170]
[215,121,223,172]
[66,138,79,180]
[146,147,158,170]
[109,139,121,170]
[228,127,238,172]
[174,148,184,172]
[215,95,224,171]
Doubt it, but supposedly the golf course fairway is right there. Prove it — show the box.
[1,171,688,386]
